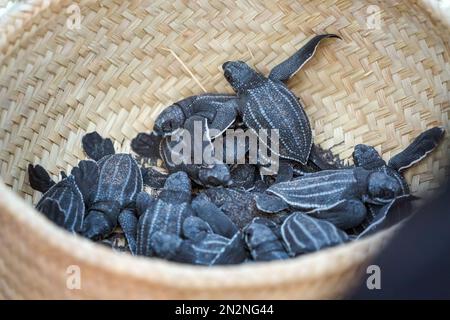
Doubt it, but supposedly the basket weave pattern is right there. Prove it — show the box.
[0,0,449,299]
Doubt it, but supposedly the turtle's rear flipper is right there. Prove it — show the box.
[308,199,367,230]
[357,195,413,239]
[71,160,99,206]
[28,164,56,193]
[388,127,445,172]
[192,194,239,239]
[308,144,342,170]
[82,131,115,161]
[131,132,162,164]
[268,34,341,82]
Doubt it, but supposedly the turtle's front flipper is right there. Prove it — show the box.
[268,34,341,82]
[131,132,162,165]
[82,131,115,161]
[275,161,294,183]
[118,209,138,255]
[388,127,445,172]
[308,199,367,230]
[71,160,99,207]
[28,164,56,193]
[356,195,412,239]
[206,98,239,139]
[140,166,168,189]
[82,201,121,240]
[255,193,289,213]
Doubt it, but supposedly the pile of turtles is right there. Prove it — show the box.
[28,35,445,265]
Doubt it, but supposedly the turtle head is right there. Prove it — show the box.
[366,171,402,204]
[198,163,232,187]
[352,144,386,170]
[154,105,186,136]
[223,61,263,93]
[163,171,191,193]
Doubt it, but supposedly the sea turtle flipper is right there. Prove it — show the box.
[70,160,99,206]
[131,132,162,164]
[268,34,341,82]
[207,98,239,139]
[118,209,138,255]
[352,144,386,170]
[28,164,56,193]
[255,193,289,213]
[357,195,413,239]
[82,131,115,161]
[388,127,445,172]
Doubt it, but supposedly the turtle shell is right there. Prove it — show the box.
[36,175,85,233]
[241,79,312,164]
[266,169,368,212]
[136,172,193,256]
[94,153,143,207]
[244,218,289,261]
[281,213,349,256]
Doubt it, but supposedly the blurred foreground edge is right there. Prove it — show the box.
[350,178,450,299]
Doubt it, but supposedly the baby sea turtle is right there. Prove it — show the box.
[153,93,239,139]
[28,160,101,233]
[223,34,341,167]
[152,35,342,172]
[351,126,445,233]
[81,132,143,240]
[256,167,404,229]
[131,121,232,188]
[281,213,349,256]
[191,193,239,238]
[182,216,248,266]
[244,217,289,261]
[33,174,85,233]
[136,171,194,256]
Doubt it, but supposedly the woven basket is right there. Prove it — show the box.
[0,0,449,299]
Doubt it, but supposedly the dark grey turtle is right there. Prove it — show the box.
[351,126,445,233]
[28,164,56,194]
[131,119,232,188]
[80,132,143,241]
[281,213,349,256]
[256,167,404,229]
[28,159,99,233]
[221,34,341,167]
[34,175,85,233]
[153,93,239,139]
[136,171,194,257]
[182,216,247,266]
[151,35,342,173]
[244,217,289,261]
[149,231,197,264]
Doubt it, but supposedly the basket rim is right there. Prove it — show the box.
[0,180,394,290]
[3,0,436,292]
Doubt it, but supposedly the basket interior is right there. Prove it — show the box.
[0,0,449,213]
